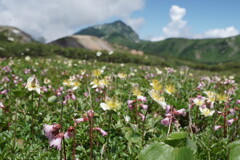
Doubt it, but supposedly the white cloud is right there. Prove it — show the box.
[0,0,145,42]
[162,5,188,37]
[203,26,239,38]
[150,5,239,41]
[124,17,145,31]
[150,36,165,42]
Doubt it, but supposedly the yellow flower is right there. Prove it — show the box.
[118,73,127,79]
[193,98,205,106]
[148,90,167,109]
[204,91,217,103]
[63,78,80,90]
[44,78,51,84]
[63,79,72,86]
[90,79,101,88]
[150,79,162,91]
[164,84,176,95]
[25,76,41,94]
[72,81,81,90]
[132,87,142,97]
[92,69,103,77]
[217,93,229,103]
[100,98,122,111]
[99,78,109,87]
[199,107,215,117]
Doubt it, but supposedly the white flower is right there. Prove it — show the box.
[199,107,215,117]
[108,51,114,55]
[96,51,102,56]
[25,56,31,61]
[25,76,41,94]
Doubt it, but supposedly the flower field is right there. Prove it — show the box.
[1,56,240,160]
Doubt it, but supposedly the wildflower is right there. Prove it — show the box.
[132,87,143,98]
[118,73,127,79]
[0,102,5,109]
[138,113,146,121]
[64,126,74,139]
[161,117,171,126]
[75,116,89,124]
[138,96,147,102]
[199,107,215,117]
[150,79,162,91]
[140,104,148,110]
[149,90,167,109]
[87,110,95,118]
[43,124,61,140]
[124,116,131,122]
[25,76,41,94]
[108,51,114,55]
[25,56,31,61]
[90,79,101,88]
[217,93,229,103]
[174,108,186,116]
[96,51,102,57]
[227,118,237,126]
[92,69,103,77]
[49,132,64,150]
[100,98,121,111]
[214,125,223,131]
[44,78,51,84]
[193,98,205,107]
[155,68,162,75]
[93,127,108,136]
[164,84,176,95]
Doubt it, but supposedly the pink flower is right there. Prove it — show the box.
[174,108,186,116]
[43,124,61,140]
[87,110,94,118]
[75,116,89,124]
[138,96,147,102]
[49,132,64,150]
[161,117,171,126]
[236,100,240,104]
[0,89,8,95]
[64,126,74,139]
[140,104,148,110]
[138,113,146,121]
[214,125,223,131]
[227,118,237,126]
[93,127,108,136]
[0,102,5,109]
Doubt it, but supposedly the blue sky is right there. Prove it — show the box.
[127,0,240,40]
[0,0,239,42]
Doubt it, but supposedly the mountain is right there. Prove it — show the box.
[0,26,34,43]
[75,20,240,64]
[50,35,114,51]
[75,20,139,42]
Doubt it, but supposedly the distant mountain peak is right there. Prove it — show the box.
[75,20,139,42]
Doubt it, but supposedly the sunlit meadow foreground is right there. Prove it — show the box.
[1,56,240,160]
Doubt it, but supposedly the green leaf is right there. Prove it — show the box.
[165,132,188,147]
[186,138,197,154]
[173,147,195,160]
[125,131,141,143]
[229,140,240,160]
[48,96,57,103]
[139,142,174,160]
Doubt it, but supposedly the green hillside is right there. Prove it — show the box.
[75,20,240,64]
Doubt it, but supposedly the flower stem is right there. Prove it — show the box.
[72,123,76,160]
[89,117,93,160]
[141,101,153,147]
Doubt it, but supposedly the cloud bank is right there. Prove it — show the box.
[0,0,145,42]
[151,5,239,41]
